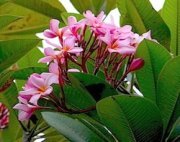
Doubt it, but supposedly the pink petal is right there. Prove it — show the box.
[68,16,77,26]
[44,47,55,56]
[64,37,75,49]
[38,56,53,63]
[29,95,41,106]
[49,63,59,74]
[50,19,60,33]
[42,86,53,95]
[13,104,29,112]
[18,111,32,121]
[20,88,38,96]
[44,30,57,38]
[68,47,83,54]
[97,11,105,21]
[30,75,44,89]
[118,47,136,55]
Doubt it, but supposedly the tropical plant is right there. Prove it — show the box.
[0,0,179,142]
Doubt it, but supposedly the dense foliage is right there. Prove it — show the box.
[0,0,179,142]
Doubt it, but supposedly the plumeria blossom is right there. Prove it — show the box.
[67,16,85,40]
[19,73,55,105]
[14,10,157,121]
[38,47,62,63]
[44,19,63,38]
[100,31,135,54]
[0,103,9,129]
[61,37,83,54]
[84,10,105,28]
[13,97,40,121]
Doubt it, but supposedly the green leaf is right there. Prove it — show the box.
[0,70,13,90]
[73,114,116,142]
[0,39,40,73]
[135,40,171,102]
[97,95,163,142]
[42,112,105,142]
[0,15,21,29]
[43,127,69,142]
[72,73,118,101]
[10,0,65,19]
[157,56,180,135]
[70,0,116,15]
[166,117,180,142]
[161,0,180,56]
[17,47,45,68]
[117,0,170,49]
[64,85,96,110]
[0,0,65,39]
[12,67,48,80]
[0,84,22,142]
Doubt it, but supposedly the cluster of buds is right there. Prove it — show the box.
[14,11,155,121]
[0,103,9,129]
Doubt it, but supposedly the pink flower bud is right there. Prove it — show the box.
[128,58,144,72]
[0,103,9,129]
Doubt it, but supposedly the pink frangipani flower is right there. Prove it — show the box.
[38,47,62,63]
[20,73,55,105]
[13,97,40,121]
[44,19,64,38]
[61,37,83,54]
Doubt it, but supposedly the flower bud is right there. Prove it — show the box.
[128,58,144,72]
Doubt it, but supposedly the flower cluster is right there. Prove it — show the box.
[14,10,156,121]
[0,103,9,129]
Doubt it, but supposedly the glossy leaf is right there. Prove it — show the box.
[97,95,163,142]
[117,0,170,49]
[70,0,116,15]
[157,56,180,135]
[12,67,48,80]
[0,15,20,29]
[0,39,40,73]
[135,40,171,102]
[42,112,105,142]
[161,0,180,56]
[72,73,118,101]
[73,114,116,142]
[166,117,180,142]
[17,47,46,68]
[10,0,65,19]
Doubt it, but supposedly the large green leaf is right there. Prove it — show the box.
[64,85,96,110]
[97,95,163,142]
[73,114,116,142]
[0,0,65,39]
[117,0,170,49]
[135,40,171,102]
[72,73,118,101]
[0,39,40,73]
[166,117,180,142]
[42,112,105,142]
[10,0,65,19]
[70,0,116,15]
[161,0,180,56]
[0,15,20,29]
[157,56,180,135]
[12,67,48,80]
[17,47,45,68]
[0,84,22,142]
